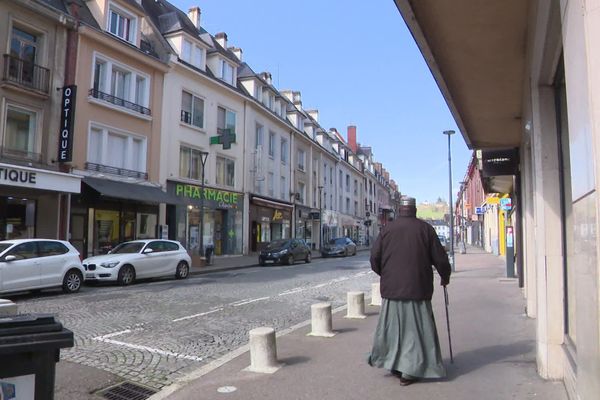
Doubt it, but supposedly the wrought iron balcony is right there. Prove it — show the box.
[2,54,50,94]
[88,88,151,116]
[85,162,148,180]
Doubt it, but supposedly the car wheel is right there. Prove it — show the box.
[175,261,189,279]
[118,265,135,286]
[344,249,348,257]
[62,269,82,293]
[305,252,311,263]
[259,257,266,266]
[353,248,357,256]
[287,254,294,265]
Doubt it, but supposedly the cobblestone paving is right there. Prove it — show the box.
[14,255,376,390]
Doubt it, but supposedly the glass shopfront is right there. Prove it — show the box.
[249,196,292,252]
[0,196,35,240]
[168,181,243,257]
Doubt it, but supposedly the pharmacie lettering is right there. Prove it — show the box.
[0,168,36,184]
[175,184,238,204]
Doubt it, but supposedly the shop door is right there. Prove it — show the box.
[70,214,86,257]
[214,211,223,256]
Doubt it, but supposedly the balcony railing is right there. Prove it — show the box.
[0,146,42,164]
[89,88,151,116]
[85,162,148,180]
[2,54,50,94]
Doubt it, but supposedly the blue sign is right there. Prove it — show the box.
[475,206,485,215]
[500,198,512,211]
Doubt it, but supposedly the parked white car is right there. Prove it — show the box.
[82,240,191,285]
[0,239,84,295]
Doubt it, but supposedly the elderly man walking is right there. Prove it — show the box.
[367,197,451,386]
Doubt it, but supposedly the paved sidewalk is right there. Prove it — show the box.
[152,247,568,400]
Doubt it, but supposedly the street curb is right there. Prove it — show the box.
[189,248,371,276]
[147,298,376,400]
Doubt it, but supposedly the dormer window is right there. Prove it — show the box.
[297,117,304,131]
[255,85,263,102]
[220,60,235,85]
[181,38,204,69]
[108,3,136,44]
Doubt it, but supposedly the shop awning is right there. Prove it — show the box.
[82,177,181,205]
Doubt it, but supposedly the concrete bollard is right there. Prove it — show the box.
[307,303,336,337]
[245,327,282,374]
[345,291,367,319]
[0,299,17,316]
[370,283,382,306]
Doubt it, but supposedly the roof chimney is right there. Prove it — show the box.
[347,125,358,153]
[260,72,272,85]
[188,6,201,28]
[307,109,319,122]
[215,32,227,48]
[280,90,293,102]
[229,47,243,61]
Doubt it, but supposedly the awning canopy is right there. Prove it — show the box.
[82,177,180,205]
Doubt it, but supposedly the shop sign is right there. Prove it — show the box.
[475,206,485,215]
[273,210,283,221]
[500,198,512,211]
[174,183,242,208]
[58,85,77,162]
[481,149,519,177]
[0,163,81,193]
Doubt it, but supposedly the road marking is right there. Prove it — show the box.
[312,283,328,289]
[95,329,132,340]
[228,298,251,306]
[278,287,305,296]
[172,308,224,322]
[232,297,270,306]
[94,336,203,362]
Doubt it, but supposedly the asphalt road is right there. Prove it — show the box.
[12,254,376,392]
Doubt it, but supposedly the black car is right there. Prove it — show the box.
[321,237,357,257]
[258,239,311,266]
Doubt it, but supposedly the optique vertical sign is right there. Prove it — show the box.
[58,85,77,162]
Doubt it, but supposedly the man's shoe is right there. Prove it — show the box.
[391,370,403,378]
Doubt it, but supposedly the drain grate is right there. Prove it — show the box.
[99,382,157,400]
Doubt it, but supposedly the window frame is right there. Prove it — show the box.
[179,144,205,181]
[216,155,235,188]
[107,2,137,44]
[3,103,40,156]
[87,123,147,173]
[180,90,205,129]
[297,149,305,171]
[268,131,276,158]
[92,52,150,108]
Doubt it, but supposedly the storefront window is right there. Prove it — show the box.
[94,209,120,254]
[0,197,35,240]
[137,212,156,239]
[260,221,270,242]
[122,211,135,242]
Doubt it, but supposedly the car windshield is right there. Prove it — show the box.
[266,240,290,249]
[110,242,145,254]
[329,238,347,245]
[0,243,13,254]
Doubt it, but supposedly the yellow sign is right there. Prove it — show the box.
[273,210,283,221]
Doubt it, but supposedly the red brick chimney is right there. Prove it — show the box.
[347,125,358,153]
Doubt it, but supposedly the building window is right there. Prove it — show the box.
[217,106,236,134]
[268,172,274,197]
[297,149,305,171]
[298,182,305,204]
[313,187,317,207]
[255,85,263,102]
[181,39,204,69]
[346,198,350,214]
[339,170,343,188]
[87,125,146,173]
[268,131,275,157]
[179,146,204,181]
[216,156,235,187]
[108,4,136,43]
[220,60,234,85]
[354,179,358,195]
[280,176,286,200]
[346,174,350,192]
[181,91,204,128]
[92,55,150,111]
[8,26,47,91]
[3,105,37,156]
[281,138,288,164]
[255,123,263,149]
[354,201,358,216]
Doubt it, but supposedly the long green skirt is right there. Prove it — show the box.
[367,298,446,378]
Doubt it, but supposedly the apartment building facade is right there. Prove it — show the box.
[0,0,82,242]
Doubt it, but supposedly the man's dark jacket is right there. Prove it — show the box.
[370,216,451,301]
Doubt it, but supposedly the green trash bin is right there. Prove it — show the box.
[0,314,74,400]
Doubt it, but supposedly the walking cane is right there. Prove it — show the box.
[443,286,454,363]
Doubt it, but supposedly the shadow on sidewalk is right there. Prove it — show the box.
[444,339,534,380]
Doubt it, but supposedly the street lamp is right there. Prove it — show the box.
[199,151,209,257]
[443,130,456,271]
[318,185,323,250]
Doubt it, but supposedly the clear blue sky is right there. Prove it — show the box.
[171,0,472,203]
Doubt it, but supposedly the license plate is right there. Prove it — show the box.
[264,260,274,263]
[85,273,95,279]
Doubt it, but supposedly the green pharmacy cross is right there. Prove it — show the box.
[211,129,236,150]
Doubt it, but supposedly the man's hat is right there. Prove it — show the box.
[400,196,416,207]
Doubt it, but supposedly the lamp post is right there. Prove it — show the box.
[318,185,323,250]
[443,130,455,271]
[199,151,209,257]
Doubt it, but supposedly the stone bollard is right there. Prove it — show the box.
[0,299,17,316]
[307,303,336,337]
[370,283,382,306]
[345,291,367,319]
[245,327,282,373]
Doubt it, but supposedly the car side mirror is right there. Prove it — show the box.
[143,248,154,254]
[3,255,16,262]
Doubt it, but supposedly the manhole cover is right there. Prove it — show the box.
[99,382,157,400]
